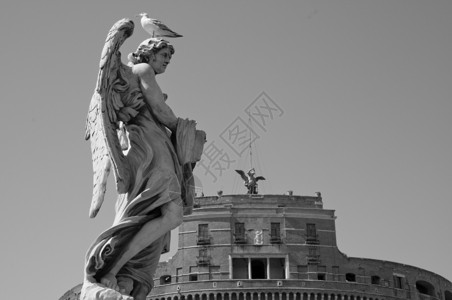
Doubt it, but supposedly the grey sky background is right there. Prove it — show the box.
[0,1,451,299]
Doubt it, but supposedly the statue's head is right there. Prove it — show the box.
[128,38,175,74]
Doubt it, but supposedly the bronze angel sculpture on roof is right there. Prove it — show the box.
[235,168,265,194]
[82,18,206,300]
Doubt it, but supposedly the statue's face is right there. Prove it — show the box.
[150,47,172,74]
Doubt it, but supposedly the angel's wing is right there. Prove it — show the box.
[235,170,248,182]
[255,176,266,182]
[85,19,135,218]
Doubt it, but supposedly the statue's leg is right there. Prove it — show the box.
[100,199,183,289]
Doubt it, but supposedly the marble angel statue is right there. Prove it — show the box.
[82,18,206,300]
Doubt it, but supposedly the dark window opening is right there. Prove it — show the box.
[371,276,381,285]
[235,223,246,243]
[346,273,356,282]
[317,273,326,281]
[189,274,198,281]
[394,275,404,289]
[271,223,282,243]
[416,280,435,296]
[251,258,267,279]
[160,275,171,285]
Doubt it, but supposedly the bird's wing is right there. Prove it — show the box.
[235,170,248,182]
[255,176,266,181]
[85,18,136,218]
[152,19,183,37]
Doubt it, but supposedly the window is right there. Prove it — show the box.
[197,224,210,245]
[269,258,285,279]
[317,273,326,281]
[234,223,246,243]
[394,275,404,289]
[251,258,267,279]
[371,275,381,285]
[346,273,356,282]
[232,258,248,279]
[445,290,452,300]
[232,257,286,279]
[189,274,198,281]
[270,223,282,243]
[416,280,435,296]
[159,275,171,285]
[307,223,316,236]
[306,223,319,244]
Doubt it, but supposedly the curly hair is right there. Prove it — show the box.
[128,38,175,65]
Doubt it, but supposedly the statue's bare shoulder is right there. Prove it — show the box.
[131,63,158,92]
[132,63,155,77]
[131,62,176,129]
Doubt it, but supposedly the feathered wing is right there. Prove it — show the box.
[85,19,135,218]
[235,170,248,183]
[255,176,266,182]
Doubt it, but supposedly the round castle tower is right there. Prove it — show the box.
[60,194,451,300]
[149,194,452,300]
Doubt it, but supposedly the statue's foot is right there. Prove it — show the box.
[100,272,119,291]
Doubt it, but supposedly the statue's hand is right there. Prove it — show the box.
[100,272,119,292]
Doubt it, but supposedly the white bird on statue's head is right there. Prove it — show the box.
[137,13,183,38]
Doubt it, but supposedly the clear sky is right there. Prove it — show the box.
[0,1,451,299]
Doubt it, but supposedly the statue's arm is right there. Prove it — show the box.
[133,63,178,131]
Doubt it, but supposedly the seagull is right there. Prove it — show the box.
[137,13,183,38]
